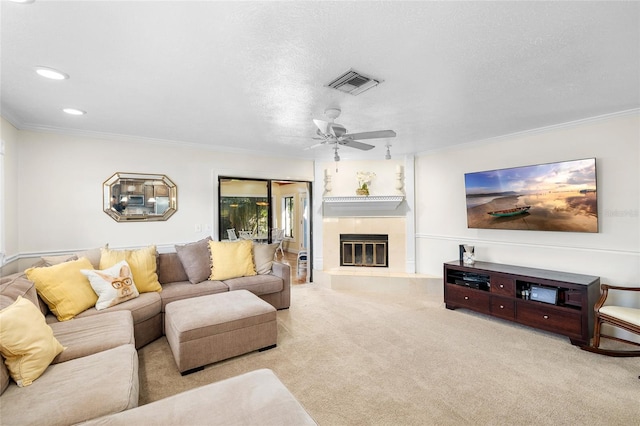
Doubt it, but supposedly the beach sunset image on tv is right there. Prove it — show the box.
[464,158,598,232]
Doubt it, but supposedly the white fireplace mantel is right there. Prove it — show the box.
[323,195,404,211]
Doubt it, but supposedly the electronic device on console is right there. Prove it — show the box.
[530,285,559,305]
[454,272,490,291]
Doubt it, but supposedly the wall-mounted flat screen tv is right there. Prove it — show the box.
[464,158,598,233]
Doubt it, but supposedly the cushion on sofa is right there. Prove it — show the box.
[80,369,316,425]
[41,254,78,266]
[159,280,228,312]
[25,257,98,321]
[157,252,189,284]
[175,236,212,284]
[208,240,256,281]
[100,246,162,293]
[75,292,161,326]
[76,245,107,269]
[0,344,139,426]
[0,272,40,309]
[49,311,135,364]
[253,242,280,274]
[81,260,140,310]
[0,296,65,387]
[38,245,106,269]
[224,274,284,296]
[0,353,9,396]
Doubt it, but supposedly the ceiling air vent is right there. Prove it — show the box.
[326,69,382,96]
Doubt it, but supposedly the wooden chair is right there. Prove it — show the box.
[581,284,640,357]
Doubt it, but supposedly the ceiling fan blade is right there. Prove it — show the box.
[342,130,396,140]
[313,119,331,135]
[330,123,347,138]
[304,142,326,150]
[339,139,375,151]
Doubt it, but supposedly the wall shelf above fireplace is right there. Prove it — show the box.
[323,195,404,211]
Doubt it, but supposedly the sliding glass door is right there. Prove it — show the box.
[219,178,270,240]
[218,176,313,281]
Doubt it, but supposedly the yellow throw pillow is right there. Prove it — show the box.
[0,296,65,387]
[209,240,257,281]
[99,246,162,293]
[25,257,98,321]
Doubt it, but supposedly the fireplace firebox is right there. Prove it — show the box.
[340,234,388,267]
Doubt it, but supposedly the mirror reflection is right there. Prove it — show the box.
[103,173,177,222]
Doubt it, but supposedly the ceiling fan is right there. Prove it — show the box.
[308,108,396,161]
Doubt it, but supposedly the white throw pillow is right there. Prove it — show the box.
[81,260,140,310]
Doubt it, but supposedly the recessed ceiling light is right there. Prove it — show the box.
[9,0,36,3]
[63,108,86,116]
[35,66,69,80]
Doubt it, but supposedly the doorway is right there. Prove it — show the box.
[218,177,312,282]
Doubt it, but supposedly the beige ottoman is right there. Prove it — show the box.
[165,290,277,374]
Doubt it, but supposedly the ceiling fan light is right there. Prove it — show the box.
[63,108,86,115]
[324,107,341,120]
[35,66,69,80]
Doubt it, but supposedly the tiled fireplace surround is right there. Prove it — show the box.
[313,160,430,293]
[318,213,431,294]
[323,217,406,273]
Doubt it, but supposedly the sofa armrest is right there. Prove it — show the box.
[270,261,289,282]
[270,261,291,309]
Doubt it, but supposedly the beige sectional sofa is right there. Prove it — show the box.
[68,251,291,349]
[0,242,313,425]
[0,273,139,425]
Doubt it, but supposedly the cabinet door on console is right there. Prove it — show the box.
[491,275,515,297]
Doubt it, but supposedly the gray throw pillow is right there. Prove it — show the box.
[175,237,212,284]
[253,243,280,275]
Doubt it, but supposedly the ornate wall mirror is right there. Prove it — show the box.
[103,172,177,222]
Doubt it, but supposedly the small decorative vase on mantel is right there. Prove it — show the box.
[356,183,369,196]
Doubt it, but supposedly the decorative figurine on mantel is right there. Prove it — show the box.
[324,169,332,196]
[395,164,405,195]
[356,171,376,196]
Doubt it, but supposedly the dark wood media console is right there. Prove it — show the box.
[443,260,601,346]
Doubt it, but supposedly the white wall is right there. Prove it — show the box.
[5,112,639,287]
[11,129,313,261]
[0,118,19,264]
[415,112,639,306]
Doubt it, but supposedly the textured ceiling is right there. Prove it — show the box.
[1,1,639,161]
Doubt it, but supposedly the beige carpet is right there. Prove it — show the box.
[138,282,639,425]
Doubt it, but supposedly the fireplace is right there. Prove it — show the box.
[340,234,388,267]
